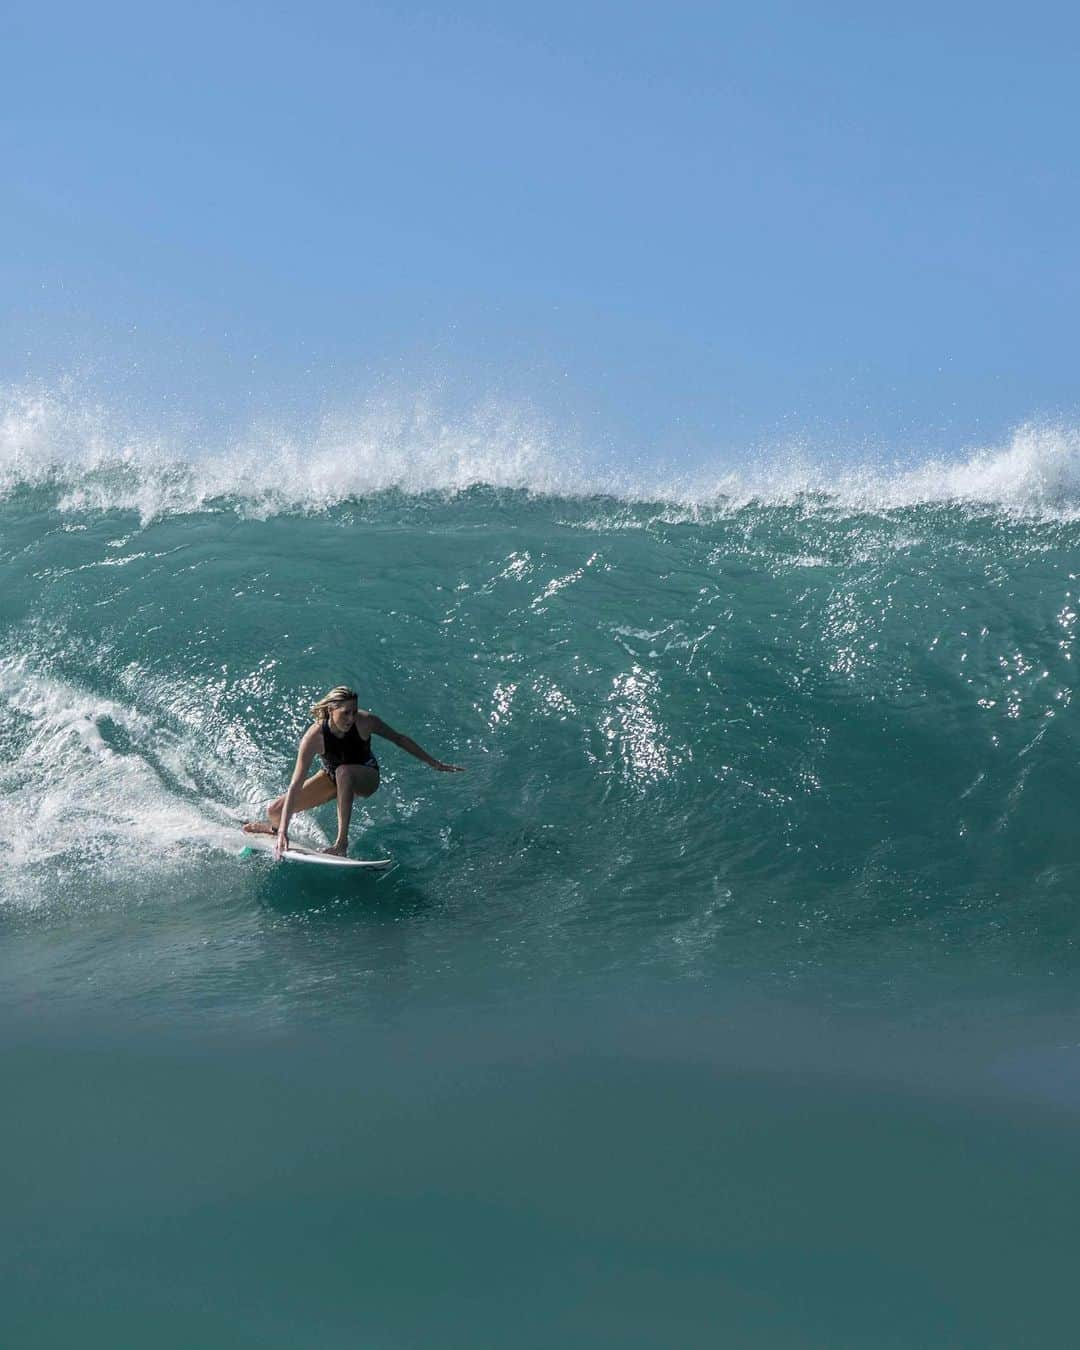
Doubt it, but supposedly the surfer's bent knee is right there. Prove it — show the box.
[336,763,380,797]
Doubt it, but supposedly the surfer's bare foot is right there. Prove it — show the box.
[323,842,348,857]
[242,821,277,836]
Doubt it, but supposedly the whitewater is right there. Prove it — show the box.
[6,384,1080,1348]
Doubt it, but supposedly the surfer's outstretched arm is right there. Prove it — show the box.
[370,716,464,772]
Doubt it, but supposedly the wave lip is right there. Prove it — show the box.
[4,384,1080,522]
[0,385,599,522]
[845,422,1080,517]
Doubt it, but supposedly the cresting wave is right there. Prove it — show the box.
[5,383,1080,521]
[5,377,1080,983]
[3,457,1080,979]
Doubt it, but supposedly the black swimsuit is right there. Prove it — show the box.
[320,718,378,781]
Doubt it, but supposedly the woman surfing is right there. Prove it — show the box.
[243,685,463,857]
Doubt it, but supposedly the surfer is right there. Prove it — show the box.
[243,685,463,857]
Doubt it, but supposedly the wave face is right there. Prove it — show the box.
[4,393,1080,992]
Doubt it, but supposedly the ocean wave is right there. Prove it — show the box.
[4,383,1080,523]
[3,475,1079,963]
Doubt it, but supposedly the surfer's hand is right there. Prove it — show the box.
[433,761,464,773]
[274,830,289,859]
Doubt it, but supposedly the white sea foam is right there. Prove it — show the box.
[0,648,320,909]
[726,422,1080,519]
[0,383,597,523]
[4,382,1080,522]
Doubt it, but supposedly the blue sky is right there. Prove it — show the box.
[3,0,1078,465]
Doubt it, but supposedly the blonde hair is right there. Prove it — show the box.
[310,685,358,721]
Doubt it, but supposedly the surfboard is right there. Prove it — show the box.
[240,835,392,870]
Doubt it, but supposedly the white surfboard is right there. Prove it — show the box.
[241,834,392,870]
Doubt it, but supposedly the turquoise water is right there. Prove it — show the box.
[5,409,1080,1346]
